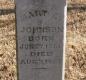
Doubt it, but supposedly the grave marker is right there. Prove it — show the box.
[15,0,66,80]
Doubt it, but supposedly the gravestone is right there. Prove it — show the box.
[15,0,66,80]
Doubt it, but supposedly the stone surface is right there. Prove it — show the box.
[16,0,66,80]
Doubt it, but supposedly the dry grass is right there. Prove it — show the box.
[68,0,86,4]
[0,0,86,80]
[65,9,86,80]
[0,13,17,80]
[0,0,15,9]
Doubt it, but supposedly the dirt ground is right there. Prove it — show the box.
[0,0,86,80]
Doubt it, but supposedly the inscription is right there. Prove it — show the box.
[21,26,56,34]
[20,58,53,64]
[22,9,48,19]
[19,43,59,49]
[28,36,54,41]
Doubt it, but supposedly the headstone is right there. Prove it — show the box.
[15,0,66,80]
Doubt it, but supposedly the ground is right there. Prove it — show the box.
[0,0,86,80]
